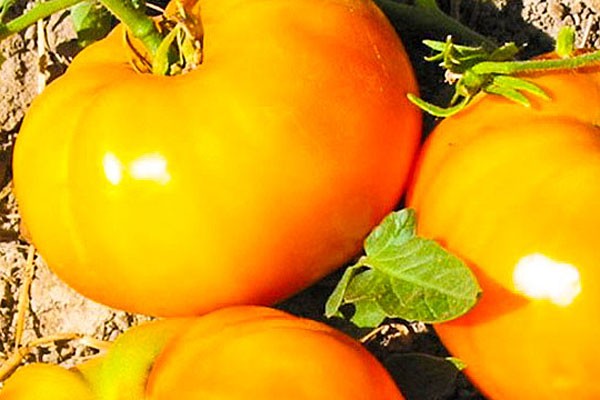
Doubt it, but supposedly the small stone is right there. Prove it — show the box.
[583,0,600,12]
[536,2,548,13]
[571,1,584,14]
[548,0,567,18]
[563,14,576,25]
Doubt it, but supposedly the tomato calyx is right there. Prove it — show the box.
[126,1,203,76]
[409,26,600,117]
[0,0,204,77]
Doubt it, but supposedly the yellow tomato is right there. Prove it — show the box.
[13,0,420,316]
[408,62,600,398]
[144,306,404,399]
[0,363,94,400]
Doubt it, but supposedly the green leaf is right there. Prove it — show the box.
[71,0,113,48]
[326,209,481,327]
[349,299,388,327]
[324,264,362,318]
[373,237,481,322]
[325,265,389,326]
[364,208,417,257]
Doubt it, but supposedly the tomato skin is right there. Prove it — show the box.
[407,64,600,399]
[0,363,94,400]
[143,306,404,399]
[12,0,420,316]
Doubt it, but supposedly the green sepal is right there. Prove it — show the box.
[407,94,470,118]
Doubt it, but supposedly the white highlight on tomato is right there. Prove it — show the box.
[513,253,582,306]
[102,152,123,185]
[103,152,171,185]
[130,153,171,185]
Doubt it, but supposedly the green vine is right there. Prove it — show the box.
[408,26,600,117]
[98,0,164,57]
[0,0,501,78]
[0,0,83,40]
[1,0,599,84]
[0,0,178,74]
[0,0,500,77]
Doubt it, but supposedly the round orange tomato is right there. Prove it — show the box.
[408,63,600,398]
[144,306,404,399]
[12,0,420,316]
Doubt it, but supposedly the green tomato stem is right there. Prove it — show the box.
[375,0,497,49]
[0,0,83,40]
[0,0,175,74]
[98,0,163,58]
[473,49,600,75]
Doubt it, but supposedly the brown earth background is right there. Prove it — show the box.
[0,0,597,399]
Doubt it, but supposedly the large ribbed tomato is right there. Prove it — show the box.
[408,63,600,399]
[12,0,420,316]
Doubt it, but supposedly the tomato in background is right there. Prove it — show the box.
[0,363,94,400]
[407,62,600,398]
[12,0,420,316]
